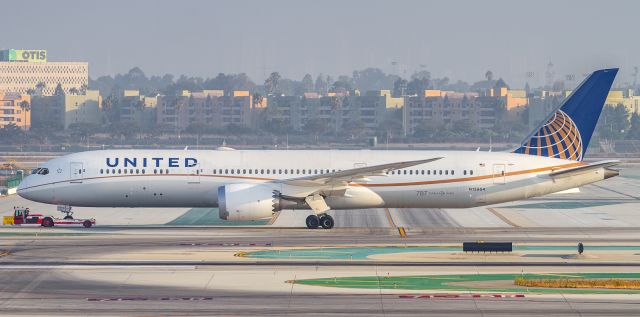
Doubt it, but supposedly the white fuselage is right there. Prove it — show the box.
[17,149,606,211]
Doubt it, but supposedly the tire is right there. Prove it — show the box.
[64,215,73,220]
[42,217,54,228]
[83,220,92,228]
[319,215,334,229]
[305,215,319,229]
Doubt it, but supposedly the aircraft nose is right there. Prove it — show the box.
[17,176,34,200]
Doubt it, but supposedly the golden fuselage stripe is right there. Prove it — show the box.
[20,162,585,191]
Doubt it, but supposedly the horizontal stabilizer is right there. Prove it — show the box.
[548,160,619,178]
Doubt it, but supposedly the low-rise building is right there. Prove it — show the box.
[265,93,390,132]
[119,90,157,130]
[0,92,30,129]
[404,90,505,134]
[31,90,101,129]
[156,90,253,131]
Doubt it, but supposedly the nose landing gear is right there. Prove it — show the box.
[305,214,334,229]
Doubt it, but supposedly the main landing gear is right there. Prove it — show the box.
[305,214,334,229]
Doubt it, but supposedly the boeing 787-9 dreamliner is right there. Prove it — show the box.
[18,68,620,229]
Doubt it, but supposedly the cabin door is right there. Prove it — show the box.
[492,164,506,184]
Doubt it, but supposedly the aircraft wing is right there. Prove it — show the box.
[277,157,443,187]
[548,160,620,178]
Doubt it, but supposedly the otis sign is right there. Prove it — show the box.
[2,49,47,62]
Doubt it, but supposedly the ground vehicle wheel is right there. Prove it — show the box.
[64,215,73,220]
[319,214,334,229]
[83,220,92,228]
[305,215,319,229]
[42,217,54,228]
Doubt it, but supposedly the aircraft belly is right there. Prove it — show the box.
[53,178,219,207]
[373,184,475,208]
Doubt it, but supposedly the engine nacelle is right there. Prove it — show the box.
[218,183,282,221]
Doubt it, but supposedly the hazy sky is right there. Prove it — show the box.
[3,0,638,87]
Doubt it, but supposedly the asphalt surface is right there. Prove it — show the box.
[1,227,640,316]
[3,268,639,317]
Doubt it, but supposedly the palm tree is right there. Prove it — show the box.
[35,82,46,96]
[18,101,30,131]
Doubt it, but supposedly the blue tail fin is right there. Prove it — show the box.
[513,68,618,161]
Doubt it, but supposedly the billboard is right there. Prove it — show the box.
[1,49,47,62]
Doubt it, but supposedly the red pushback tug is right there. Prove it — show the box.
[10,206,95,228]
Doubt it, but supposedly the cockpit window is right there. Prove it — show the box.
[37,168,49,175]
[31,168,42,174]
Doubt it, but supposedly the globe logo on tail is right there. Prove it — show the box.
[518,110,583,161]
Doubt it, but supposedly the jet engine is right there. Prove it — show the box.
[218,183,305,221]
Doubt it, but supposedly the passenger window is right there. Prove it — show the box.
[159,169,163,174]
[124,169,128,174]
[284,169,287,174]
[118,169,122,174]
[136,169,139,174]
[410,170,413,175]
[225,169,228,174]
[100,169,103,174]
[261,169,264,174]
[154,169,157,174]
[236,169,240,174]
[142,169,145,174]
[439,170,442,175]
[296,169,300,174]
[106,169,110,174]
[470,170,474,175]
[463,170,467,175]
[451,170,454,175]
[242,169,246,174]
[445,170,448,175]
[230,169,234,174]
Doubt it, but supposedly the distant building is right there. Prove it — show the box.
[266,93,390,132]
[119,90,157,130]
[404,90,505,134]
[0,92,31,129]
[605,90,640,114]
[64,90,101,129]
[156,90,253,131]
[31,90,101,129]
[0,49,88,95]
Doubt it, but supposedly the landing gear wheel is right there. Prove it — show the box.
[319,215,334,229]
[305,215,319,229]
[64,215,73,220]
[83,220,92,228]
[42,217,54,228]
